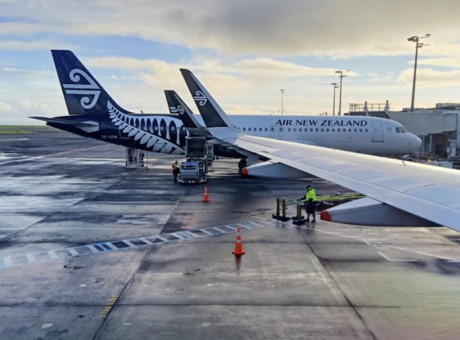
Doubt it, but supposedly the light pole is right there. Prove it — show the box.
[408,34,430,112]
[280,89,285,115]
[330,82,338,116]
[335,70,350,115]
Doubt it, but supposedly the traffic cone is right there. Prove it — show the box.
[232,228,245,256]
[203,186,209,203]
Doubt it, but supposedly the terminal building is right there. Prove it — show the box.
[347,102,460,165]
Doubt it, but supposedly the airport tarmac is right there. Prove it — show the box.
[1,128,460,339]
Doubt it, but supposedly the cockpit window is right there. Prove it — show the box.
[395,127,401,133]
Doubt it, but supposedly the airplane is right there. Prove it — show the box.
[30,50,420,160]
[180,68,460,231]
[165,89,421,158]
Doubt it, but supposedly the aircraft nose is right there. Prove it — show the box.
[408,133,422,157]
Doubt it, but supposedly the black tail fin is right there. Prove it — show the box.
[51,50,126,115]
[180,69,235,128]
[164,90,202,128]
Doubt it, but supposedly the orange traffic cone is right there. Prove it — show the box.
[203,186,209,203]
[232,228,245,256]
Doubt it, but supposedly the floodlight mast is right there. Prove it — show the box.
[330,82,338,116]
[408,34,431,112]
[335,70,350,115]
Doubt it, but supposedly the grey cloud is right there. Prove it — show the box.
[2,0,460,57]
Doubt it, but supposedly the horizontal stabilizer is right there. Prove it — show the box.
[30,116,100,133]
[320,197,437,226]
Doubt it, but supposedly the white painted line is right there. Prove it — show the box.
[26,254,36,263]
[378,251,418,262]
[87,245,100,254]
[223,225,237,231]
[388,245,457,261]
[68,248,79,256]
[238,224,253,230]
[199,229,215,235]
[140,237,153,245]
[105,243,119,250]
[48,251,58,259]
[170,233,185,240]
[122,240,137,248]
[211,227,226,234]
[182,231,200,238]
[154,235,169,242]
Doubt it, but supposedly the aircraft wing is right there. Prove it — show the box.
[180,68,460,231]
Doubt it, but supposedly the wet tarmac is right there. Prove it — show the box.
[1,128,460,339]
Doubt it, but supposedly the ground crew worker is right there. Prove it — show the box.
[172,160,180,182]
[300,185,317,223]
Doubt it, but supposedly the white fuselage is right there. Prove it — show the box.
[201,115,421,157]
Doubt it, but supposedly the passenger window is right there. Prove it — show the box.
[248,128,252,132]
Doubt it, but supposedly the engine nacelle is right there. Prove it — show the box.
[241,161,308,179]
[320,197,436,226]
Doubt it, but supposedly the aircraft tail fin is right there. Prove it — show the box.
[51,50,126,116]
[180,69,236,129]
[164,90,202,130]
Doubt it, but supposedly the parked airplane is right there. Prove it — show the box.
[165,89,421,157]
[31,50,420,159]
[180,68,460,231]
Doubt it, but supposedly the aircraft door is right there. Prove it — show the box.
[278,125,284,137]
[371,120,384,142]
[269,125,275,137]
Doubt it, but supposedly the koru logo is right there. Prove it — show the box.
[193,91,207,107]
[169,105,185,115]
[63,69,101,109]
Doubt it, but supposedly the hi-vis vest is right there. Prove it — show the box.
[305,188,317,201]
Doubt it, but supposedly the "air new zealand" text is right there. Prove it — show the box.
[274,119,368,127]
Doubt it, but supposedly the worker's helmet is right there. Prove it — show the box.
[306,185,312,190]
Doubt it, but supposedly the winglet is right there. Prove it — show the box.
[180,69,236,129]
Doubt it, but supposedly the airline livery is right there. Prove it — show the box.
[31,50,421,159]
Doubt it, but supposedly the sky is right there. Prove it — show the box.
[2,0,460,124]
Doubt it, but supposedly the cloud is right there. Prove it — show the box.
[0,101,13,112]
[2,0,460,58]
